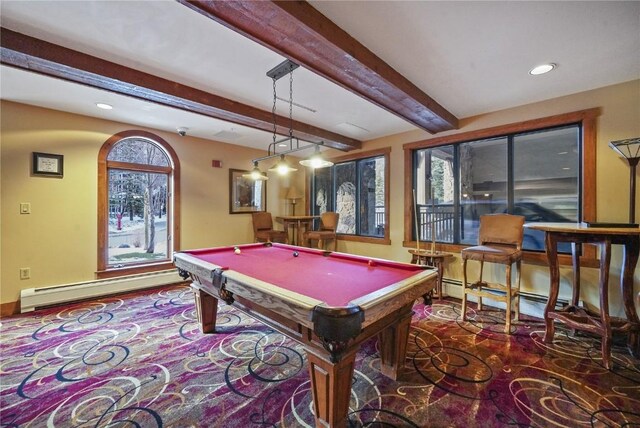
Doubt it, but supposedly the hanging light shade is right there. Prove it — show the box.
[242,161,268,181]
[299,145,333,168]
[268,154,298,175]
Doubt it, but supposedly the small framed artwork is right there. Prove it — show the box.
[229,168,267,214]
[32,152,64,177]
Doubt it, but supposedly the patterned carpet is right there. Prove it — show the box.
[1,285,639,427]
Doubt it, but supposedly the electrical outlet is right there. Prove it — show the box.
[20,203,31,214]
[20,267,31,280]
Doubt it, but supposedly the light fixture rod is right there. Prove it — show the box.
[253,142,324,163]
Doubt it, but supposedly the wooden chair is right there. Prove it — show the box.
[304,212,339,251]
[251,212,288,244]
[461,214,525,334]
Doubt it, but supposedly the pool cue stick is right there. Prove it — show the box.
[413,189,420,252]
[430,186,436,254]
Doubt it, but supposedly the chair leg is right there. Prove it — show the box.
[505,263,512,334]
[477,260,484,311]
[461,258,468,321]
[318,239,324,250]
[514,260,521,322]
[333,238,337,252]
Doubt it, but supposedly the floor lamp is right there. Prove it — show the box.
[286,187,302,215]
[609,137,640,226]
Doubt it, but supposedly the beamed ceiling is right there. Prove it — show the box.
[0,1,638,152]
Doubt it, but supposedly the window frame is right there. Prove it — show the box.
[97,130,181,278]
[307,147,391,245]
[403,108,600,266]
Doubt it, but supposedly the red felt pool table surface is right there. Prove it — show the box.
[181,243,426,307]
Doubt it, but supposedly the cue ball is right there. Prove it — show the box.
[293,251,299,257]
[234,248,241,255]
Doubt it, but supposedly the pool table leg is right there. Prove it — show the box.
[378,308,412,380]
[306,349,357,428]
[191,284,218,334]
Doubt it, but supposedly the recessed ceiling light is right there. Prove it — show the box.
[96,102,113,110]
[529,63,556,75]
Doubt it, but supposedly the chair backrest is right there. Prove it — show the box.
[252,212,274,234]
[478,214,525,249]
[319,212,339,231]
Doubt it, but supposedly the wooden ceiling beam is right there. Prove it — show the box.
[178,0,459,134]
[0,28,361,151]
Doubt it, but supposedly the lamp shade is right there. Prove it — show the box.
[286,187,302,200]
[299,146,333,168]
[609,137,640,160]
[268,155,298,175]
[242,161,268,181]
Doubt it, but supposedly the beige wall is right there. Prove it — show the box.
[2,80,639,316]
[338,79,640,317]
[0,101,305,304]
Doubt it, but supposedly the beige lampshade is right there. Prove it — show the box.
[286,187,302,200]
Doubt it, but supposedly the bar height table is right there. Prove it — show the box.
[276,215,319,246]
[525,222,640,369]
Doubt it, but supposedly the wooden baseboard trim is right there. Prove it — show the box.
[0,300,20,318]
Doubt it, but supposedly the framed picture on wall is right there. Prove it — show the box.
[32,152,64,177]
[229,169,267,214]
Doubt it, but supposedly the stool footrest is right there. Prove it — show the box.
[464,282,519,300]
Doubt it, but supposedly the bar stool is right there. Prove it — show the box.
[461,214,525,334]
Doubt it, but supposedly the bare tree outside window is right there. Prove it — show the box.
[106,138,171,265]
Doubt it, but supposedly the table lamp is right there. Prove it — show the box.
[609,137,640,225]
[286,187,302,215]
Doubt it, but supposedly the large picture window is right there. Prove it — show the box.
[98,130,180,277]
[310,148,390,244]
[404,109,599,263]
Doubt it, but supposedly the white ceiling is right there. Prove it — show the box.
[1,1,638,150]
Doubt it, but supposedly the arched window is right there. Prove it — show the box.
[98,130,180,277]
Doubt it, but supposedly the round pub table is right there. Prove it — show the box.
[525,222,640,369]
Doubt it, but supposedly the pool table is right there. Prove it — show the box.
[174,242,437,428]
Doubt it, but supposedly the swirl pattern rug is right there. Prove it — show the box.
[1,285,639,427]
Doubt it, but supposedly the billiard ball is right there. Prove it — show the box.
[234,248,241,255]
[293,251,299,257]
[368,259,375,267]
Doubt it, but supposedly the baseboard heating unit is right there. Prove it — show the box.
[20,270,184,313]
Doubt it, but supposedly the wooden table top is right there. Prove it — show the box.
[408,249,453,258]
[525,222,640,235]
[276,215,319,221]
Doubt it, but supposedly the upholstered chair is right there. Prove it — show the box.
[251,212,288,244]
[304,212,339,251]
